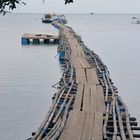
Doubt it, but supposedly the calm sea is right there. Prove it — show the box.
[0,13,140,140]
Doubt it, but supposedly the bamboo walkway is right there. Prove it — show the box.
[28,23,140,140]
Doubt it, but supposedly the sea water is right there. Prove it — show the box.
[0,13,61,140]
[67,13,140,125]
[0,13,140,139]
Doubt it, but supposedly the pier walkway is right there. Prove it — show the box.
[29,23,140,140]
[21,33,59,45]
[58,25,105,140]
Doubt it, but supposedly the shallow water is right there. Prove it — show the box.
[0,13,140,139]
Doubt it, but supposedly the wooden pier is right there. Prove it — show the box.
[28,23,140,140]
[21,33,59,45]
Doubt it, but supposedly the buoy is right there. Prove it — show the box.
[21,38,30,45]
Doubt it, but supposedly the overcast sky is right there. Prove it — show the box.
[15,0,140,13]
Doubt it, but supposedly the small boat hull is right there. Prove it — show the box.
[41,18,53,23]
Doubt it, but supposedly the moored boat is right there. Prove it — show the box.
[41,14,53,23]
[41,14,67,24]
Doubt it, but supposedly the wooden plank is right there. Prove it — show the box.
[70,44,78,52]
[71,51,78,58]
[90,85,97,112]
[73,84,84,111]
[59,25,105,140]
[96,85,105,113]
[71,58,83,70]
[22,33,59,39]
[77,47,85,58]
[59,111,86,140]
[63,28,85,58]
[78,58,91,69]
[83,84,90,111]
[76,68,87,84]
[81,112,95,140]
[86,68,99,85]
[71,57,78,68]
[92,112,103,140]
